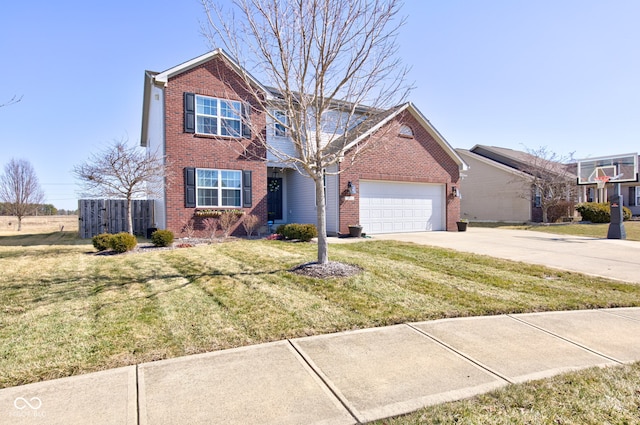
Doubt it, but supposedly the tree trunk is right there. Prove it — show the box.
[126,198,134,235]
[17,216,22,231]
[315,175,329,264]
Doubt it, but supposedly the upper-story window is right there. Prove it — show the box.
[274,110,288,137]
[195,95,242,137]
[399,124,414,138]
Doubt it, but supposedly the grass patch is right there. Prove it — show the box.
[371,362,640,424]
[479,220,640,241]
[2,233,640,389]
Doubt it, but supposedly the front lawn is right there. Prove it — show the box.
[2,234,640,389]
[372,362,640,424]
[484,220,640,241]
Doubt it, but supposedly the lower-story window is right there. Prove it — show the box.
[196,169,242,207]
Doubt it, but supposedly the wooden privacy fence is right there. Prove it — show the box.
[78,199,155,239]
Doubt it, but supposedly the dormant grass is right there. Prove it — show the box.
[2,232,640,390]
[372,362,640,424]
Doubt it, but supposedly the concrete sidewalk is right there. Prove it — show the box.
[371,227,640,283]
[3,308,640,424]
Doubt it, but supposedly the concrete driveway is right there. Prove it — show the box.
[371,227,640,284]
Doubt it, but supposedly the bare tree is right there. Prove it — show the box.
[0,158,45,231]
[201,0,410,264]
[74,140,167,235]
[513,146,577,223]
[0,95,23,108]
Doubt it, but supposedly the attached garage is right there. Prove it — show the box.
[359,180,446,234]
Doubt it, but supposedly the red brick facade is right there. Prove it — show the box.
[338,110,461,233]
[156,53,462,237]
[163,56,267,237]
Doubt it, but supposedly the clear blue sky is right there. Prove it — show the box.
[1,1,639,210]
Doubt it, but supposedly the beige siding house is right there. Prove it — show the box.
[457,148,533,222]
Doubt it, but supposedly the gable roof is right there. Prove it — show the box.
[330,102,468,171]
[470,145,573,178]
[153,48,270,94]
[457,148,532,180]
[141,49,271,147]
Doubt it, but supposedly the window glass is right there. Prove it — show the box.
[399,125,414,137]
[274,111,288,137]
[195,169,241,207]
[195,96,241,137]
[197,169,218,187]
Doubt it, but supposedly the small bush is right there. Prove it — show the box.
[109,232,138,253]
[219,211,242,238]
[202,217,219,239]
[242,214,261,238]
[547,201,575,223]
[151,230,174,247]
[92,233,113,251]
[276,223,318,242]
[575,202,632,223]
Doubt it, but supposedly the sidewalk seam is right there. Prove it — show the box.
[135,364,140,425]
[405,324,513,384]
[287,339,361,424]
[507,314,624,365]
[601,309,640,323]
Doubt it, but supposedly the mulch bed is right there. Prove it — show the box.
[289,261,363,278]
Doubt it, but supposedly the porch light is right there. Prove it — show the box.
[347,181,357,195]
[451,186,458,197]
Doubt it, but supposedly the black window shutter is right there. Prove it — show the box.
[241,102,251,139]
[629,187,636,207]
[185,167,196,208]
[184,93,195,133]
[242,170,252,208]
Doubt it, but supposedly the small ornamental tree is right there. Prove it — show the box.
[512,146,577,223]
[74,140,167,235]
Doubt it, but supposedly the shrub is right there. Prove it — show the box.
[151,230,174,247]
[109,232,138,253]
[242,214,261,238]
[219,211,242,238]
[181,218,195,238]
[547,201,575,223]
[202,217,219,239]
[276,223,318,242]
[92,233,113,251]
[575,202,632,223]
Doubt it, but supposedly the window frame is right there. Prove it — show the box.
[195,168,242,208]
[195,95,242,138]
[399,124,414,138]
[273,110,288,138]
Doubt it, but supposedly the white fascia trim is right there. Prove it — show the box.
[342,103,411,152]
[141,70,158,147]
[153,48,272,98]
[407,103,468,172]
[457,149,533,180]
[343,102,468,172]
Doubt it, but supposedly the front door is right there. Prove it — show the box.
[267,177,283,221]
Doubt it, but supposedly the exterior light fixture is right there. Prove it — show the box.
[347,181,357,195]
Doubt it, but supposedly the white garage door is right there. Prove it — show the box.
[359,181,445,234]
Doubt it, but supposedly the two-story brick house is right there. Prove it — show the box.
[141,49,467,237]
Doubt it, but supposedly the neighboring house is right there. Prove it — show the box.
[141,49,467,237]
[457,145,575,223]
[573,154,640,216]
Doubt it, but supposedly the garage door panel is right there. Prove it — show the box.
[359,181,444,234]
